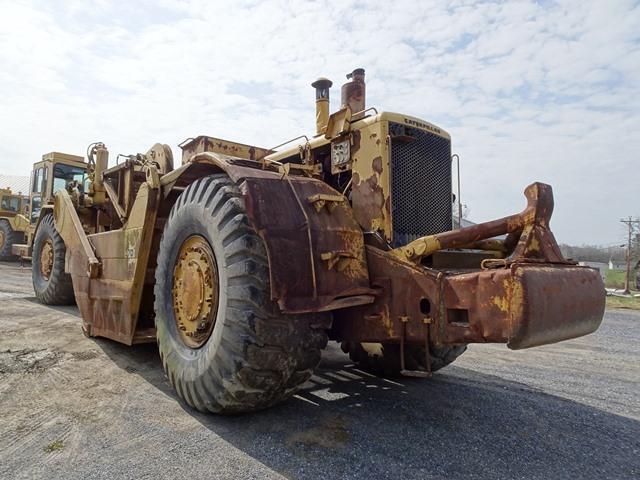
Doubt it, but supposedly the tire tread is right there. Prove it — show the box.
[154,174,330,413]
[32,214,75,305]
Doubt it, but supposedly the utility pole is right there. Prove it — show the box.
[620,217,640,294]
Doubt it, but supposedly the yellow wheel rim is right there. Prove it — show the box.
[40,239,54,280]
[171,235,219,349]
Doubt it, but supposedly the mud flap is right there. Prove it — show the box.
[241,175,375,313]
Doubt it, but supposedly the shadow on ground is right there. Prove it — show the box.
[95,338,640,479]
[23,297,83,318]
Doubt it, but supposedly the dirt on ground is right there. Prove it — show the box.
[0,261,638,479]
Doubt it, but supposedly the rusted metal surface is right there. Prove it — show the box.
[392,182,567,264]
[441,263,605,349]
[332,246,605,349]
[33,69,604,365]
[161,152,280,194]
[341,68,366,120]
[61,180,160,345]
[54,139,605,351]
[57,140,377,344]
[179,136,273,164]
[161,150,377,313]
[242,174,376,313]
[333,179,603,349]
[332,246,438,343]
[345,112,454,246]
[349,120,391,237]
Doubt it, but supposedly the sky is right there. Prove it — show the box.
[0,0,638,245]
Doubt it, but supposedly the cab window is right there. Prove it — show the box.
[53,164,86,194]
[32,167,45,193]
[30,196,42,224]
[1,196,20,212]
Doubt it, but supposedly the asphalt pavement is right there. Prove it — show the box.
[0,261,638,479]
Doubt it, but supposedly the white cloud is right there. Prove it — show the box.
[0,0,638,244]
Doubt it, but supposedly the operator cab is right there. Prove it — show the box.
[0,189,27,214]
[30,152,87,224]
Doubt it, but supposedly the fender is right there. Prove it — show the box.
[7,213,29,232]
[160,153,376,313]
[11,206,54,257]
[33,206,54,238]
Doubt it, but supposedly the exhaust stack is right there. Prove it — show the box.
[311,77,333,135]
[341,68,366,119]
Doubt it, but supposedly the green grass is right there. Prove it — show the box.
[605,269,628,289]
[606,295,640,310]
[603,268,639,310]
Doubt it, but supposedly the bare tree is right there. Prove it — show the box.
[558,244,626,263]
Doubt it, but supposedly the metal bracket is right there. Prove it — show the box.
[103,179,127,222]
[423,317,432,377]
[308,193,345,213]
[320,250,358,271]
[278,162,322,178]
[144,164,160,189]
[324,107,352,140]
[399,315,432,378]
[391,182,568,265]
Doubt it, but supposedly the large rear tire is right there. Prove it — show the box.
[0,220,17,259]
[32,214,75,305]
[342,341,467,377]
[154,174,331,413]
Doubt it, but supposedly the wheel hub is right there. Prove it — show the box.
[40,239,54,280]
[172,235,219,348]
[0,230,4,250]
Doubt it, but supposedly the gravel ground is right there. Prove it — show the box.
[0,261,638,479]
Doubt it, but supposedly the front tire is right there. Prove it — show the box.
[154,174,331,413]
[32,214,75,305]
[0,220,17,259]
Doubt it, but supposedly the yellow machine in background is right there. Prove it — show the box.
[0,187,29,259]
[11,152,87,259]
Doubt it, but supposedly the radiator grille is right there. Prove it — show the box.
[389,122,452,247]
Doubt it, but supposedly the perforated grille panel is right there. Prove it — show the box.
[389,122,452,247]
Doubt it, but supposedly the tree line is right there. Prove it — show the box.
[559,236,640,265]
